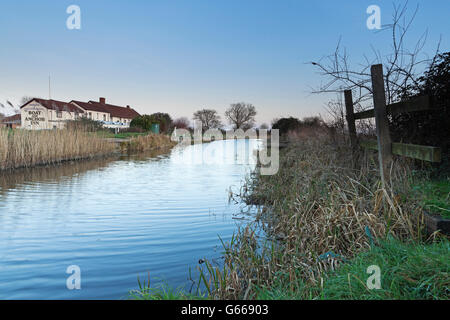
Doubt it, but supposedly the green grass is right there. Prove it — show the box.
[127,136,449,300]
[413,178,450,219]
[255,238,450,300]
[95,131,150,139]
[129,238,449,300]
[128,274,207,300]
[113,132,149,139]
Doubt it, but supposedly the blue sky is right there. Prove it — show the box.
[0,0,448,124]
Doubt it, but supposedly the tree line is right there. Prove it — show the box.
[130,102,259,133]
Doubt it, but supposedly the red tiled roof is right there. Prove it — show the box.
[87,101,140,119]
[70,100,108,113]
[20,98,140,120]
[21,98,84,113]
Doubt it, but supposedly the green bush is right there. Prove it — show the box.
[130,113,173,133]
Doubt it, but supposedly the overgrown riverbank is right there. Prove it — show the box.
[0,128,176,171]
[119,133,177,153]
[130,132,449,300]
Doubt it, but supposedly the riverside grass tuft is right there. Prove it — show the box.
[0,127,116,170]
[120,133,177,153]
[196,133,428,299]
[0,128,177,171]
[132,131,448,300]
[255,237,450,300]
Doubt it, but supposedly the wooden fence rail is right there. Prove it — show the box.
[359,140,441,163]
[345,64,441,186]
[353,95,432,120]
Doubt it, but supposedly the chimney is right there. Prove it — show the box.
[126,105,130,109]
[99,97,106,104]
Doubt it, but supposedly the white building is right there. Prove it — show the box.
[71,97,140,128]
[20,97,140,130]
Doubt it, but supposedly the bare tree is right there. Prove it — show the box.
[310,2,440,109]
[225,102,257,129]
[193,109,222,131]
[173,117,190,129]
[324,95,345,135]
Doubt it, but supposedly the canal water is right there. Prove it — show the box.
[0,139,261,299]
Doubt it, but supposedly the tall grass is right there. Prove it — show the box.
[255,237,450,300]
[195,132,432,299]
[120,133,176,153]
[0,128,117,170]
[129,130,447,300]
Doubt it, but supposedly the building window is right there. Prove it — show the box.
[57,111,62,118]
[103,114,106,121]
[89,112,92,119]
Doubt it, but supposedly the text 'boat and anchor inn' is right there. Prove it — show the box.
[16,97,140,130]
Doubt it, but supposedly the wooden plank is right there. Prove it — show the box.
[388,95,431,115]
[371,64,392,186]
[354,109,375,120]
[344,90,358,151]
[392,142,441,163]
[353,95,431,120]
[360,140,441,163]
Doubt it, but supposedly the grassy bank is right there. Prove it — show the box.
[130,237,449,300]
[0,127,116,170]
[204,134,424,298]
[413,179,450,219]
[97,131,150,139]
[255,237,449,300]
[120,133,177,153]
[130,132,448,300]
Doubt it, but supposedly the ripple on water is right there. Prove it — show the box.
[0,140,260,299]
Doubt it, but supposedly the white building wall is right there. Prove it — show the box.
[85,110,110,122]
[111,117,132,126]
[21,102,81,130]
[21,103,49,130]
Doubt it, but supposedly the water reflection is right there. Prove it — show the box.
[0,140,258,299]
[0,147,173,195]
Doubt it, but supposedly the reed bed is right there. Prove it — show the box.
[0,128,117,170]
[196,131,430,299]
[120,133,176,153]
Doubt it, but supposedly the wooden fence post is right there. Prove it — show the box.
[344,90,357,151]
[370,64,392,187]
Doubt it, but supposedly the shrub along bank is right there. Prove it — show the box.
[120,133,177,153]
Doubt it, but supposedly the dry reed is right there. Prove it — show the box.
[0,128,117,170]
[198,131,426,299]
[120,133,177,153]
